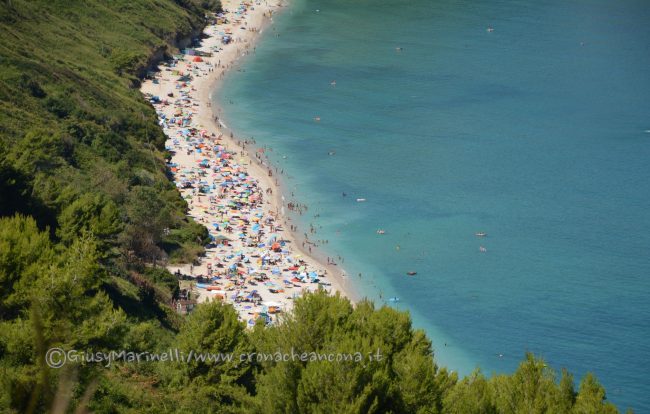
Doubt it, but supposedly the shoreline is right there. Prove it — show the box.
[207,75,360,303]
[195,1,359,302]
[141,0,358,323]
[202,18,358,302]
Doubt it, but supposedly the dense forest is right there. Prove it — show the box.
[0,0,626,412]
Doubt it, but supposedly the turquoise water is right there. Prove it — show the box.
[216,0,650,410]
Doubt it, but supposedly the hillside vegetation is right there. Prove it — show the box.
[0,1,626,413]
[0,0,213,263]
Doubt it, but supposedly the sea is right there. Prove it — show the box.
[214,0,650,410]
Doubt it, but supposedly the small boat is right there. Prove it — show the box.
[487,26,494,32]
[475,232,487,237]
[356,198,366,202]
[388,297,400,302]
[406,271,417,276]
[479,246,487,252]
[376,229,385,235]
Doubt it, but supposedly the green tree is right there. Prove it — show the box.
[170,300,253,411]
[122,186,173,263]
[57,193,122,254]
[443,370,496,414]
[0,215,52,318]
[572,373,619,414]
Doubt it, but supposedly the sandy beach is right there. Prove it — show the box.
[141,0,354,325]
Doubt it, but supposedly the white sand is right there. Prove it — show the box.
[141,0,354,326]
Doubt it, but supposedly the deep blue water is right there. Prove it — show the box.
[216,0,650,410]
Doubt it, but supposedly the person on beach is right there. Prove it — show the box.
[140,3,346,321]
